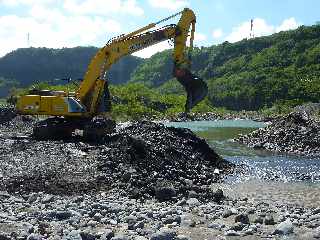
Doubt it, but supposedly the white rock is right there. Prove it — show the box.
[186,198,200,207]
[273,219,294,235]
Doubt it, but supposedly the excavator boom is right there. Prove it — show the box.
[77,8,207,113]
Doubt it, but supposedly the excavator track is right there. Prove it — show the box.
[33,118,74,140]
[33,117,116,141]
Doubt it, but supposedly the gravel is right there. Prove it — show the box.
[0,107,318,239]
[235,111,320,157]
[0,113,233,201]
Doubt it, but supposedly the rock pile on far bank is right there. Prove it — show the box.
[235,111,320,156]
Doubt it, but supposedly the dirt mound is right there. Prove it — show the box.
[0,119,233,201]
[236,112,320,156]
[0,107,16,124]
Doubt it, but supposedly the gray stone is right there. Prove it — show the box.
[48,211,72,221]
[176,199,186,206]
[180,215,196,227]
[224,230,240,236]
[264,215,275,225]
[63,230,82,240]
[155,185,176,202]
[134,221,145,230]
[312,208,320,215]
[110,236,128,240]
[27,193,38,203]
[150,229,176,240]
[229,222,245,231]
[273,220,294,235]
[134,237,148,240]
[80,232,96,240]
[186,198,200,207]
[175,235,189,240]
[235,213,250,224]
[87,220,98,227]
[245,207,256,215]
[100,230,114,240]
[253,216,264,224]
[42,194,54,203]
[109,219,118,225]
[93,213,103,222]
[0,233,10,240]
[309,214,320,221]
[207,223,223,230]
[222,209,233,218]
[244,228,255,235]
[314,227,320,239]
[188,191,197,198]
[27,234,43,240]
[213,189,224,203]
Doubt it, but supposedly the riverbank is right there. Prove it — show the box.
[1,108,320,239]
[1,183,320,239]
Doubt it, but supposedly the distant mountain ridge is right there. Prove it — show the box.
[0,46,143,96]
[131,24,320,110]
[1,24,320,110]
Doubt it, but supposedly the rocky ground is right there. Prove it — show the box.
[1,186,320,240]
[235,111,320,157]
[1,108,320,239]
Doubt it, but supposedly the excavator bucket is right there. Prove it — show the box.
[175,69,208,113]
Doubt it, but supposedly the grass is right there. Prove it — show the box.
[0,98,7,106]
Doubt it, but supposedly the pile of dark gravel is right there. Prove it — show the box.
[0,107,16,124]
[98,121,232,200]
[0,116,233,201]
[235,112,320,156]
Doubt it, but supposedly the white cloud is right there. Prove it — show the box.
[225,17,301,43]
[0,12,121,57]
[276,17,300,32]
[212,28,223,39]
[226,18,273,43]
[133,41,172,58]
[194,32,207,42]
[63,0,144,16]
[148,0,189,10]
[133,32,207,58]
[0,0,54,7]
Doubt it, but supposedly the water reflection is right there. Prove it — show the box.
[166,120,320,207]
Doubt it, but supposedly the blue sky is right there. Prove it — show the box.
[0,0,319,58]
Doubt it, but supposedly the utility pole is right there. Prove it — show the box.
[250,19,254,39]
[27,32,30,47]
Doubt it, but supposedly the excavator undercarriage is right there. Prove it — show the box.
[33,117,116,140]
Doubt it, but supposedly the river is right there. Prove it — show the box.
[166,120,320,208]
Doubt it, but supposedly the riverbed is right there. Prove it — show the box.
[166,120,320,208]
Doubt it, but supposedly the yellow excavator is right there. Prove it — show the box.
[16,8,207,139]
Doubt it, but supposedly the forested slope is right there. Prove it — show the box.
[131,24,320,110]
[0,47,143,96]
[1,24,320,111]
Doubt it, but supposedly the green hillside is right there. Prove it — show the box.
[131,24,320,110]
[0,47,143,97]
[1,24,320,111]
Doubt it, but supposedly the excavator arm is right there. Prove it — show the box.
[77,8,207,115]
[15,8,208,140]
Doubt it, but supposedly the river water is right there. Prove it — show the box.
[166,120,320,207]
